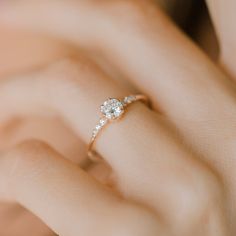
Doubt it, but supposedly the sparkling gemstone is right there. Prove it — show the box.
[92,129,98,137]
[101,98,124,120]
[95,124,101,130]
[124,95,136,104]
[99,118,108,126]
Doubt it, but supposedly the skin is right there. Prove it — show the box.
[0,0,235,235]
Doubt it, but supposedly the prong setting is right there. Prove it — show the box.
[88,95,148,160]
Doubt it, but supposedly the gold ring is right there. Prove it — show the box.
[88,94,149,160]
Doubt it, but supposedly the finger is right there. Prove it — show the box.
[0,140,162,236]
[1,1,236,177]
[206,0,236,77]
[0,202,53,236]
[0,0,233,117]
[0,117,87,165]
[0,1,230,232]
[0,57,225,231]
[0,26,76,78]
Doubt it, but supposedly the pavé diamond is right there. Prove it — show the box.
[124,95,136,104]
[99,118,108,126]
[101,98,124,120]
[95,124,101,130]
[92,129,98,137]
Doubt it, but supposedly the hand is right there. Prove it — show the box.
[0,0,235,235]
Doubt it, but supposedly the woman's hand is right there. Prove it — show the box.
[0,0,235,235]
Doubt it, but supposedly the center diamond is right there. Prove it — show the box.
[101,98,124,120]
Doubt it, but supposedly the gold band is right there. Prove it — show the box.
[88,94,149,160]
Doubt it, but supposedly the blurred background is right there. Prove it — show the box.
[159,0,219,59]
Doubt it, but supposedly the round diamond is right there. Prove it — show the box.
[101,98,124,120]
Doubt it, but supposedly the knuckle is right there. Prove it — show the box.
[46,57,102,90]
[47,57,83,82]
[43,57,109,109]
[2,139,52,181]
[10,139,51,162]
[49,57,98,80]
[0,139,52,199]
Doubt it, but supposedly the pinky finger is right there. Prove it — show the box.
[0,140,164,236]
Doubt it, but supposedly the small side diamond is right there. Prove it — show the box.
[124,95,136,104]
[99,118,108,126]
[92,129,98,137]
[92,119,107,139]
[95,124,102,131]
